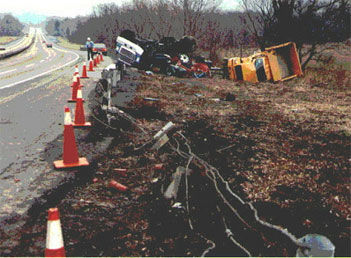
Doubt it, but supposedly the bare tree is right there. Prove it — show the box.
[172,0,222,36]
[241,0,351,70]
[0,14,24,36]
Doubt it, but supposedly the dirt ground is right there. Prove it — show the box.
[8,42,350,257]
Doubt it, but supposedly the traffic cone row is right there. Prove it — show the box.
[61,54,103,167]
[49,55,107,255]
[54,62,93,169]
[86,53,104,73]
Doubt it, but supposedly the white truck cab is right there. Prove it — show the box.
[115,36,144,66]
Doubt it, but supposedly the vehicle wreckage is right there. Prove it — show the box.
[92,31,214,124]
[224,42,303,83]
[116,30,212,77]
[93,31,303,125]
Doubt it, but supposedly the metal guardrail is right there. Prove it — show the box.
[0,34,35,60]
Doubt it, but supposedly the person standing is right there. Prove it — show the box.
[86,37,94,61]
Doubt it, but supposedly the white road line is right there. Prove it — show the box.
[0,36,79,90]
[0,69,17,76]
[25,64,35,68]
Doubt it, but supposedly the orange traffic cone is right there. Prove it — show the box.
[73,86,91,127]
[70,75,77,88]
[53,107,89,169]
[100,53,104,62]
[80,63,89,78]
[88,59,94,72]
[68,80,78,102]
[93,57,97,67]
[73,65,79,76]
[45,208,66,257]
[96,54,100,65]
[109,180,128,192]
[76,76,81,87]
[75,76,84,87]
[68,77,84,102]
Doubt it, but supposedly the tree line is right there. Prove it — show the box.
[0,14,24,36]
[45,0,350,68]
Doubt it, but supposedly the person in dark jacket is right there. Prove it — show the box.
[85,37,94,61]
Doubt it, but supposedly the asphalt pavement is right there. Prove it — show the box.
[0,28,114,254]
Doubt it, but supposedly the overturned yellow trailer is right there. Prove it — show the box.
[226,42,303,83]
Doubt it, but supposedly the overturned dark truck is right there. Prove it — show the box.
[117,30,212,77]
[91,30,213,125]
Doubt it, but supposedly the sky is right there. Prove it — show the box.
[2,0,123,18]
[1,0,241,24]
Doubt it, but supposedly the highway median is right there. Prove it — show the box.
[0,32,35,60]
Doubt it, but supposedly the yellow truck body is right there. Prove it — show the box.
[226,42,303,83]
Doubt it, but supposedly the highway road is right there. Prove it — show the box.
[0,28,79,173]
[0,27,114,254]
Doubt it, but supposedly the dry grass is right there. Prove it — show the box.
[57,37,81,50]
[134,41,351,250]
[0,36,19,44]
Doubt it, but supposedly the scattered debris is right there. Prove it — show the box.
[108,180,128,192]
[151,134,169,151]
[151,178,159,183]
[164,167,187,199]
[153,122,175,140]
[143,97,159,101]
[114,168,128,176]
[154,164,164,170]
[172,202,184,209]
